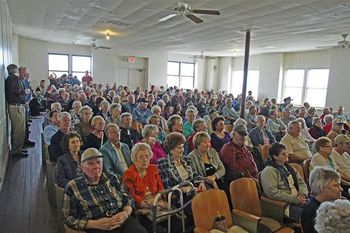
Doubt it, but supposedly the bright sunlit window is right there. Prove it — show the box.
[305,69,329,107]
[48,53,69,77]
[72,55,91,82]
[283,69,305,105]
[230,70,259,97]
[167,61,195,89]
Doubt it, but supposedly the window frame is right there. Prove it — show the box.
[167,61,195,89]
[71,54,92,82]
[229,69,260,97]
[48,53,69,75]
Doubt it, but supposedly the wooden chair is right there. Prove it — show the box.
[303,159,311,188]
[289,163,305,181]
[230,178,294,233]
[132,121,143,134]
[224,125,233,133]
[260,144,270,161]
[65,225,86,233]
[56,185,65,233]
[46,160,57,207]
[192,189,257,233]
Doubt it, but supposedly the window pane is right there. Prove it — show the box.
[180,76,194,89]
[284,87,303,105]
[285,69,304,87]
[181,63,194,76]
[167,62,180,75]
[72,56,91,72]
[48,54,68,71]
[167,76,179,88]
[307,69,329,88]
[231,70,259,97]
[72,72,85,83]
[305,89,328,107]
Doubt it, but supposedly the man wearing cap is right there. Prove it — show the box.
[327,118,346,144]
[63,147,147,233]
[5,64,28,156]
[100,124,132,178]
[333,105,350,123]
[331,135,350,182]
[220,124,258,182]
[279,96,293,112]
[280,120,313,162]
[132,98,152,126]
[280,107,296,126]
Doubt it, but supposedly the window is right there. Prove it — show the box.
[282,69,329,107]
[230,70,259,97]
[48,53,69,77]
[167,61,195,89]
[283,69,305,105]
[72,55,91,82]
[305,69,329,107]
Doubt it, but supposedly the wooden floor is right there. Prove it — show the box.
[0,116,57,233]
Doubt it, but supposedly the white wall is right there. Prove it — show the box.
[0,0,13,191]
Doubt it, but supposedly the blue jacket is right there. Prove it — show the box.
[100,140,132,178]
[249,127,276,147]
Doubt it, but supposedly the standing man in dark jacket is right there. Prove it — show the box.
[5,64,27,156]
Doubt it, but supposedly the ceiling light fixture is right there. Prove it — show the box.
[106,33,110,40]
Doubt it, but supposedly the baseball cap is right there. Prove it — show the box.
[233,124,248,136]
[334,135,350,145]
[333,118,346,125]
[81,148,103,162]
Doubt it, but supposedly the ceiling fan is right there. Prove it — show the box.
[159,1,220,24]
[317,34,350,49]
[194,51,216,60]
[90,39,111,50]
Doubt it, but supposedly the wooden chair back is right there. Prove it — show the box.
[56,185,65,233]
[192,189,233,231]
[289,163,305,181]
[132,121,143,134]
[230,178,262,217]
[303,159,311,185]
[46,160,57,206]
[224,125,233,133]
[260,144,270,161]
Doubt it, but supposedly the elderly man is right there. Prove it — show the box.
[63,148,147,233]
[332,135,350,179]
[333,105,350,122]
[132,98,152,126]
[220,124,258,182]
[280,107,296,126]
[280,120,313,162]
[119,112,141,150]
[100,124,132,178]
[42,102,62,129]
[49,112,71,163]
[43,110,59,145]
[301,167,342,233]
[222,98,240,124]
[327,118,346,144]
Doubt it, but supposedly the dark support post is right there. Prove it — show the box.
[240,29,251,118]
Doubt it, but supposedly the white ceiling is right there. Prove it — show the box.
[7,0,350,56]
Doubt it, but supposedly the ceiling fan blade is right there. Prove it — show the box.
[316,45,334,49]
[186,14,203,24]
[97,46,111,49]
[159,13,177,22]
[192,9,220,15]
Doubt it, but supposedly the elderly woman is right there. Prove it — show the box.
[105,103,122,125]
[141,124,166,164]
[187,118,207,153]
[249,115,276,147]
[167,114,183,133]
[75,105,93,141]
[63,148,148,233]
[308,117,326,139]
[55,132,83,188]
[296,117,316,144]
[69,100,81,130]
[260,142,308,221]
[151,105,168,132]
[266,110,287,141]
[301,167,342,233]
[148,114,166,143]
[84,116,107,150]
[188,132,225,189]
[210,116,231,152]
[322,114,334,134]
[97,100,110,120]
[314,199,350,233]
[183,108,197,138]
[310,137,337,171]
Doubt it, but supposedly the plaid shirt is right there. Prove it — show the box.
[63,172,132,230]
[157,155,204,189]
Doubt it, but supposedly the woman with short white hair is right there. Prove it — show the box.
[141,124,166,164]
[84,116,107,150]
[70,100,81,129]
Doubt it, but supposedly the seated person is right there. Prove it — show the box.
[62,148,148,233]
[220,124,258,182]
[105,103,122,125]
[141,124,166,164]
[327,118,346,144]
[301,167,342,233]
[84,116,107,150]
[132,98,152,126]
[55,132,83,188]
[119,112,142,150]
[42,102,62,130]
[245,105,257,132]
[332,135,350,184]
[296,117,317,144]
[187,118,207,153]
[222,98,239,124]
[43,110,59,145]
[260,142,308,221]
[100,124,131,178]
[151,105,168,132]
[167,114,183,133]
[148,114,166,144]
[96,100,110,120]
[280,107,296,126]
[183,108,197,138]
[280,120,313,163]
[308,117,326,140]
[315,199,350,233]
[75,105,94,144]
[266,110,287,141]
[49,112,71,163]
[210,116,231,152]
[249,115,276,147]
[322,114,333,135]
[69,100,81,130]
[189,132,226,189]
